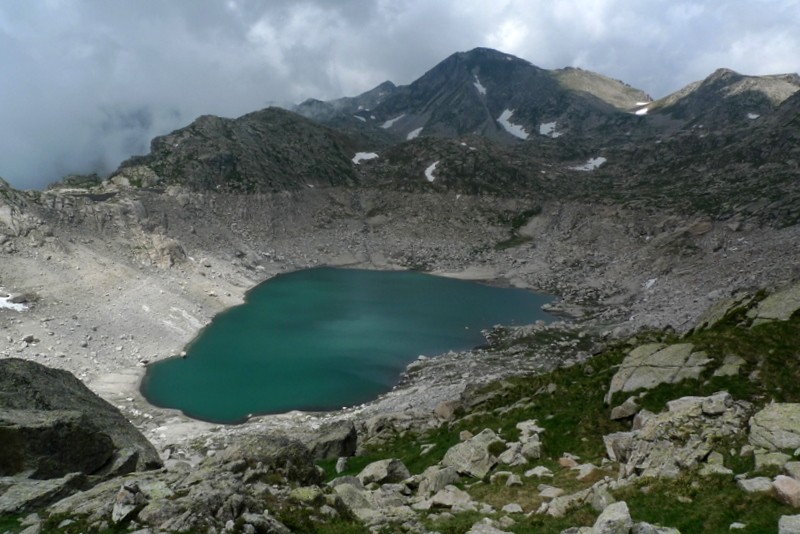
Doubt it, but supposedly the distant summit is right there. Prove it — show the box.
[298,47,651,144]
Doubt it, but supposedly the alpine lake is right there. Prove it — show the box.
[141,267,554,423]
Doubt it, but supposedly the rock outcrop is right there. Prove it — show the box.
[604,392,748,479]
[0,359,161,476]
[606,344,710,404]
[749,403,800,451]
[748,282,800,325]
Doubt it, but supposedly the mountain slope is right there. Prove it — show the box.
[640,68,800,128]
[118,107,360,193]
[302,48,647,145]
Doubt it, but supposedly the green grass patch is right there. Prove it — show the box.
[0,514,23,534]
[494,233,533,250]
[615,474,791,533]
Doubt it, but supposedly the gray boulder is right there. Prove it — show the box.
[748,282,800,325]
[418,466,460,497]
[0,410,114,479]
[780,515,800,534]
[593,501,632,534]
[305,420,358,460]
[749,403,800,450]
[606,344,710,404]
[442,428,503,478]
[357,458,410,486]
[0,359,160,476]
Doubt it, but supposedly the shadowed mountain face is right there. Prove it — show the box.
[119,107,360,193]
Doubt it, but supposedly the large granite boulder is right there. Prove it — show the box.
[749,403,800,451]
[606,343,710,404]
[304,420,358,460]
[0,410,114,479]
[748,283,800,325]
[0,359,161,477]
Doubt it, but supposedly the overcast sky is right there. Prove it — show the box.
[2,0,799,189]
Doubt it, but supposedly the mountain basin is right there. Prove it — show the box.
[140,267,554,423]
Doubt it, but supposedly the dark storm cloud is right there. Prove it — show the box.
[1,0,798,188]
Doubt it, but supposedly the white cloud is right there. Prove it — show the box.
[0,0,798,188]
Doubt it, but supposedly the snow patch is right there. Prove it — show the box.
[643,278,657,290]
[634,107,649,116]
[570,157,607,171]
[406,127,423,140]
[352,152,379,165]
[0,291,26,312]
[538,121,562,138]
[425,161,439,182]
[473,75,487,95]
[747,112,760,120]
[381,114,405,129]
[496,109,529,140]
[352,115,366,122]
[635,101,650,106]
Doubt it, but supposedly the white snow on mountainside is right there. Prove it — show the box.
[496,109,529,140]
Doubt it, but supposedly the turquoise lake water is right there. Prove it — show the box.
[140,267,553,423]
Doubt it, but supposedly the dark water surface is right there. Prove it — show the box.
[141,267,553,423]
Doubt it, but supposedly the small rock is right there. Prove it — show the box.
[610,396,640,420]
[505,474,523,487]
[538,486,564,499]
[335,457,348,474]
[575,463,598,480]
[737,476,773,493]
[357,458,410,485]
[431,485,473,509]
[466,518,512,533]
[593,501,632,534]
[785,462,800,480]
[775,475,800,508]
[755,451,792,470]
[559,456,578,468]
[112,483,146,524]
[713,355,746,377]
[779,514,800,534]
[524,466,554,478]
[702,391,732,415]
[435,400,460,420]
[700,463,734,477]
[729,522,746,530]
[501,503,523,514]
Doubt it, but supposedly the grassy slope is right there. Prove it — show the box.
[326,299,800,533]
